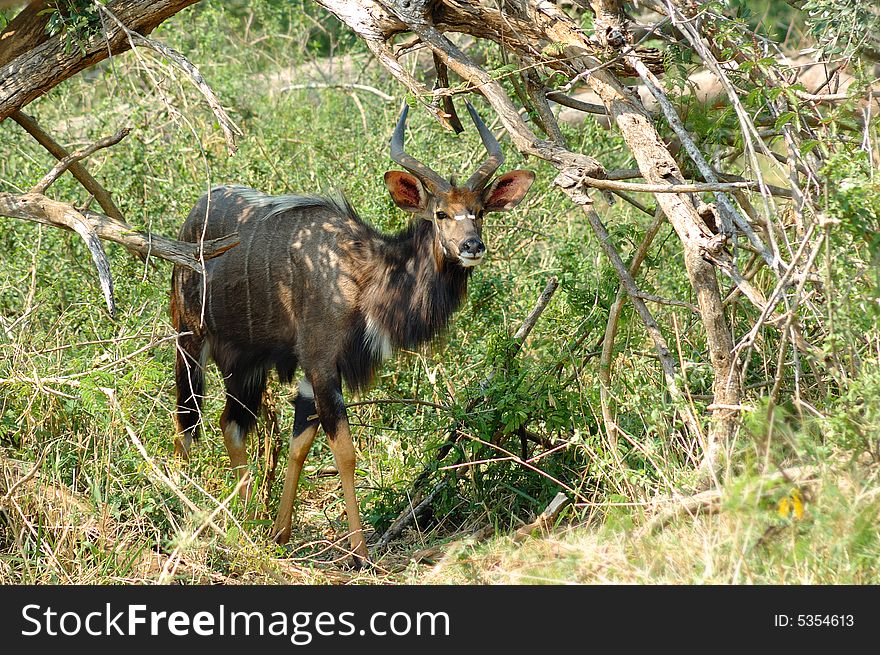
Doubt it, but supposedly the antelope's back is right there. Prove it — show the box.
[174,185,369,350]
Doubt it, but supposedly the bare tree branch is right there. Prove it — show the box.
[0,193,238,273]
[31,127,131,194]
[10,110,127,222]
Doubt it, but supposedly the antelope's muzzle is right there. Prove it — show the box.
[458,237,486,267]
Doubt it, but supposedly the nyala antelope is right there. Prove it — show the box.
[171,103,535,562]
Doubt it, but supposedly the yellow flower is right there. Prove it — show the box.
[777,489,804,520]
[777,496,790,518]
[791,489,804,519]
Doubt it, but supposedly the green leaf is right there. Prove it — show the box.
[774,111,796,130]
[542,42,567,57]
[799,139,822,155]
[492,63,519,77]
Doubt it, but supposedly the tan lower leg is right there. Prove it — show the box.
[272,423,318,543]
[173,433,192,459]
[223,420,253,507]
[327,420,368,561]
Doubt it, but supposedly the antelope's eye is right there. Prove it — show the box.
[435,211,449,220]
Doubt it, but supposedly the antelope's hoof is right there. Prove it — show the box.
[273,526,292,545]
[350,552,373,571]
[172,441,191,460]
[349,540,372,570]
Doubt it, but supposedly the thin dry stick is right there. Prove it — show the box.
[281,82,394,101]
[97,2,241,154]
[173,467,254,542]
[634,291,699,312]
[767,232,828,412]
[365,38,456,131]
[585,211,676,395]
[157,475,251,585]
[585,207,706,452]
[602,167,794,198]
[609,189,655,216]
[599,208,666,446]
[581,175,793,198]
[31,128,132,194]
[513,277,560,347]
[0,450,46,505]
[735,223,819,355]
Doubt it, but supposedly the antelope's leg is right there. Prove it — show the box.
[220,410,254,507]
[314,378,368,564]
[272,381,319,544]
[171,292,207,459]
[327,421,368,563]
[219,364,268,510]
[173,334,203,459]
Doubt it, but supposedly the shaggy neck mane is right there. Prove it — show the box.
[361,219,471,349]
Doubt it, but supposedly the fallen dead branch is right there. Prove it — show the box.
[635,465,820,538]
[281,82,395,101]
[513,492,571,542]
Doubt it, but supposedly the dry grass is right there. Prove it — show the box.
[5,436,876,585]
[414,459,880,585]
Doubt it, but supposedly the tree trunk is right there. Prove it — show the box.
[0,0,200,121]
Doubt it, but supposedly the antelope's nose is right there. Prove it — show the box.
[460,237,486,257]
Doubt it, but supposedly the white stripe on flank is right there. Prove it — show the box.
[364,315,393,362]
[243,226,257,343]
[264,233,274,325]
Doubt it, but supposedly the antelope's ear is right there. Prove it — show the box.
[384,171,427,212]
[482,170,535,212]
